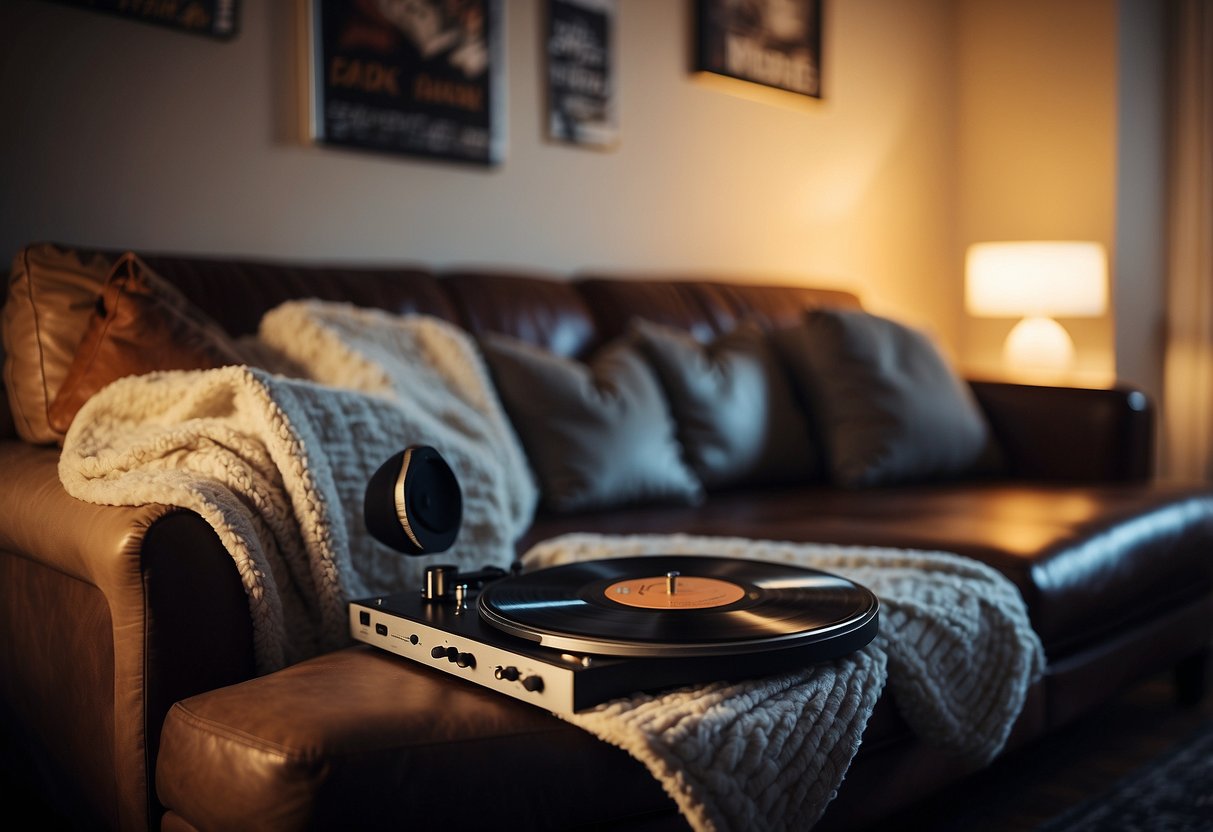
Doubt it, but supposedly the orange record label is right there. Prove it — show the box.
[604,575,747,610]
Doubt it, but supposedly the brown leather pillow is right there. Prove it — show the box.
[2,243,114,444]
[47,252,245,437]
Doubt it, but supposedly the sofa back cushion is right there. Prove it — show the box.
[714,283,864,331]
[1,240,868,449]
[139,256,456,337]
[444,271,597,358]
[577,278,731,345]
[577,276,863,346]
[2,243,116,444]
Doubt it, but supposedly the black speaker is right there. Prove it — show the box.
[364,446,462,555]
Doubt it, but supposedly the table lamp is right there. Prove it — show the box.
[965,241,1108,379]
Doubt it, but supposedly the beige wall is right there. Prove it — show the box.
[0,0,1168,386]
[0,0,960,345]
[955,0,1120,387]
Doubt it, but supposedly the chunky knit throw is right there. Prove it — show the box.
[524,533,1045,832]
[59,300,537,671]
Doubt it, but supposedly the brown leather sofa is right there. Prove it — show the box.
[1,243,1210,831]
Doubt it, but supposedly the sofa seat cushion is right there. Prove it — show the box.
[155,646,681,832]
[520,482,1213,656]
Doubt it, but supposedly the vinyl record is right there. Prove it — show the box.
[478,555,879,657]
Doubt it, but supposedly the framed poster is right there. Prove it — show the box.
[545,0,618,149]
[305,0,506,166]
[44,0,239,39]
[695,0,822,98]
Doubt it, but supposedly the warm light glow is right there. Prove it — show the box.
[1003,316,1074,375]
[965,241,1108,381]
[965,241,1108,317]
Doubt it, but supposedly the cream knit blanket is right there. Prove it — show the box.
[58,300,1044,831]
[523,533,1045,832]
[59,300,538,672]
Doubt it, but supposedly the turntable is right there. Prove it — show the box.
[350,447,879,715]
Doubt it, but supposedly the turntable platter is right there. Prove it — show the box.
[478,555,879,657]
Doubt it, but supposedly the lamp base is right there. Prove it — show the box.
[1003,316,1075,382]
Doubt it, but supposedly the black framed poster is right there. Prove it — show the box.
[306,0,506,166]
[545,0,618,149]
[45,0,239,39]
[695,0,822,98]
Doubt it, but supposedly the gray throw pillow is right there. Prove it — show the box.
[479,332,704,513]
[631,319,819,489]
[773,308,992,488]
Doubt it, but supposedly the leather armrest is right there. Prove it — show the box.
[969,381,1154,483]
[0,439,255,829]
[0,441,179,586]
[0,438,254,683]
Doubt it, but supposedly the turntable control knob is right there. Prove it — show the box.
[521,675,544,693]
[494,666,521,682]
[431,646,459,661]
[456,652,475,669]
[422,565,458,601]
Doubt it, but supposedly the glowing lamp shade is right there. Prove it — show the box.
[965,241,1108,378]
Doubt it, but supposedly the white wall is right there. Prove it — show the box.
[0,0,961,346]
